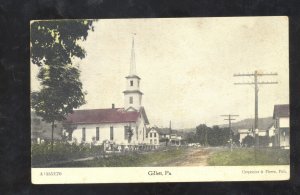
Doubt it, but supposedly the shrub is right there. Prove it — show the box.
[32,142,104,166]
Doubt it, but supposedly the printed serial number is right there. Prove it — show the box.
[40,171,62,176]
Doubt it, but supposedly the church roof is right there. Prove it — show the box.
[140,106,149,124]
[125,75,141,79]
[123,90,143,95]
[64,107,149,125]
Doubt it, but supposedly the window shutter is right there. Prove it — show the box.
[82,128,86,141]
[110,126,114,140]
[124,126,128,140]
[96,127,99,141]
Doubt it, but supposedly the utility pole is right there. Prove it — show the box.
[169,120,172,146]
[205,127,208,147]
[234,70,278,148]
[221,114,239,151]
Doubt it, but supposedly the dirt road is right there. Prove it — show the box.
[148,147,218,167]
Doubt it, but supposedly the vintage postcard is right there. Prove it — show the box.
[31,17,289,184]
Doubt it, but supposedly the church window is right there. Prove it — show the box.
[124,126,129,140]
[110,126,114,140]
[130,80,133,86]
[130,97,133,104]
[150,133,152,138]
[96,127,99,141]
[82,128,86,141]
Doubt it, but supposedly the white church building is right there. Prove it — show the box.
[63,38,149,145]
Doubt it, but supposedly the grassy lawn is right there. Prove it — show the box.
[208,148,290,166]
[47,147,186,167]
[32,143,103,166]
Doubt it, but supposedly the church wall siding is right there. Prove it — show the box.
[71,123,138,145]
[124,93,142,110]
[135,114,148,144]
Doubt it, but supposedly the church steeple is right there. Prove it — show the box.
[123,35,143,111]
[129,37,137,76]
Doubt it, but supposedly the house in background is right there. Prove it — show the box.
[272,104,290,149]
[146,128,160,146]
[63,38,149,145]
[237,121,274,147]
[169,134,182,146]
[156,128,171,140]
[238,129,253,144]
[147,126,184,146]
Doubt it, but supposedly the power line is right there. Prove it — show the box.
[220,114,239,151]
[233,70,278,147]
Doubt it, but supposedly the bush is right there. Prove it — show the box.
[32,142,104,166]
[242,135,255,147]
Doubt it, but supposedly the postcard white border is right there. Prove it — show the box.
[32,165,289,184]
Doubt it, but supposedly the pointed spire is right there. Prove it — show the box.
[129,34,137,75]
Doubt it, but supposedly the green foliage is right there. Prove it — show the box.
[208,148,290,165]
[232,133,240,146]
[242,135,255,147]
[31,20,94,124]
[196,124,209,146]
[31,65,86,123]
[196,124,231,146]
[185,132,197,143]
[45,148,186,167]
[31,20,94,152]
[31,20,94,67]
[32,142,103,167]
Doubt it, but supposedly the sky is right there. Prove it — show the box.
[31,17,289,129]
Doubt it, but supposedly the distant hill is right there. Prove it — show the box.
[155,117,274,138]
[176,128,196,133]
[219,117,274,134]
[31,112,63,140]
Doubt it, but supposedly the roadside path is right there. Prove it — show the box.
[32,156,97,167]
[144,147,219,167]
[33,147,222,167]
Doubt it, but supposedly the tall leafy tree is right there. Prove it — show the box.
[31,20,94,151]
[196,124,209,146]
[31,20,94,67]
[196,124,233,147]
